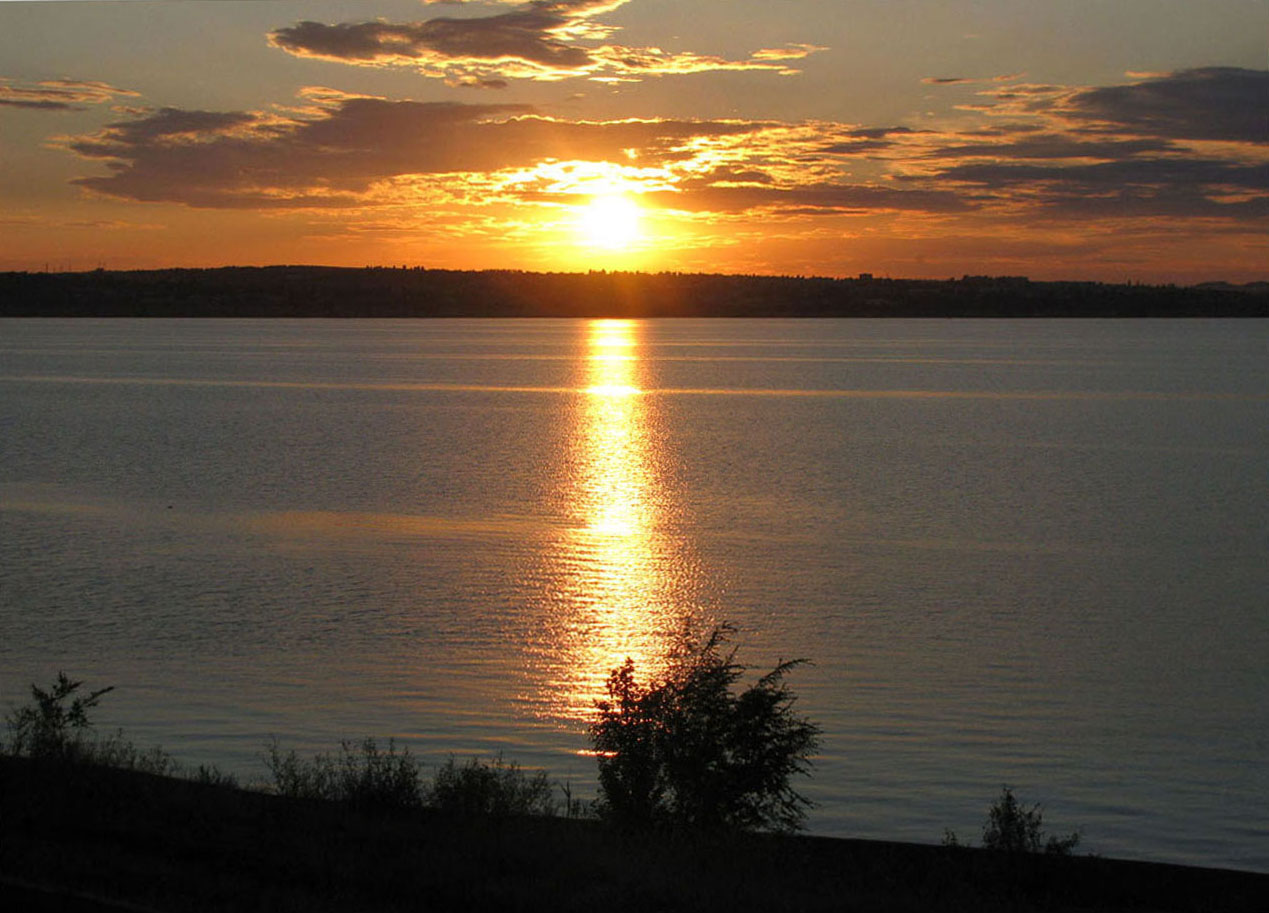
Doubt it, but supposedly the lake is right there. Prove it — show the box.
[1,317,1266,871]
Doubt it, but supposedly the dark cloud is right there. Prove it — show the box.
[923,74,1021,86]
[920,154,1269,221]
[72,108,258,153]
[452,77,511,89]
[681,166,776,187]
[847,127,915,140]
[921,134,1175,160]
[267,1,818,83]
[65,96,758,208]
[0,99,74,111]
[898,67,1269,223]
[817,127,919,155]
[1039,189,1269,221]
[1063,67,1269,143]
[269,14,595,72]
[932,158,1269,192]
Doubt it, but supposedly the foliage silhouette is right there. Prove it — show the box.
[590,624,820,832]
[983,786,1081,855]
[264,737,424,810]
[5,672,174,774]
[263,741,561,818]
[946,786,1080,855]
[6,671,114,759]
[430,755,557,817]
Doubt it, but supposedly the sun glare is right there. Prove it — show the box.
[578,194,643,250]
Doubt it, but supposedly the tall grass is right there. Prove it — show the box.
[430,755,557,817]
[264,737,424,809]
[263,740,563,818]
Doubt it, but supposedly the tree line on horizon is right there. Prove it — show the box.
[2,266,1266,318]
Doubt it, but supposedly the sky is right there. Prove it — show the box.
[0,0,1266,281]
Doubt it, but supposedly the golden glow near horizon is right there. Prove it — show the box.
[533,319,691,720]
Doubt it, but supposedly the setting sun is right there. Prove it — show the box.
[577,194,643,250]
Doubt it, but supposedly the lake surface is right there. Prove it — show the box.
[1,318,1266,871]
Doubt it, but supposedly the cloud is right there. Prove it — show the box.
[920,134,1176,160]
[949,67,1268,145]
[57,91,976,221]
[644,183,973,216]
[933,158,1269,191]
[56,65,1269,230]
[268,17,595,77]
[63,93,766,208]
[924,156,1269,220]
[268,1,822,83]
[0,78,139,111]
[922,73,1021,86]
[1061,67,1269,144]
[898,67,1269,223]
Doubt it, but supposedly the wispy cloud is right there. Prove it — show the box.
[0,77,139,111]
[268,0,821,85]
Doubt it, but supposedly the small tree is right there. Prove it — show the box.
[981,786,1080,855]
[5,672,114,760]
[590,625,820,832]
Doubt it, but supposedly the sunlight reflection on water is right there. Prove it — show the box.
[530,320,698,721]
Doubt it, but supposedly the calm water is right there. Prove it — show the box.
[1,318,1266,871]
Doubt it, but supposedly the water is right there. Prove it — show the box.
[1,317,1266,871]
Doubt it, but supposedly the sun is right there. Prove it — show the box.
[577,194,643,250]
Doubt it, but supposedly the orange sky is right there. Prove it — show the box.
[1,1,1266,282]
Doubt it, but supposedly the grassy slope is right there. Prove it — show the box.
[2,755,1265,913]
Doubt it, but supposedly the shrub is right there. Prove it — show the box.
[976,786,1081,855]
[86,729,178,776]
[191,763,239,788]
[6,672,114,760]
[5,672,174,773]
[263,737,423,810]
[590,624,820,832]
[429,755,558,817]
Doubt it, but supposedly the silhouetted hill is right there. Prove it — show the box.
[2,267,1267,317]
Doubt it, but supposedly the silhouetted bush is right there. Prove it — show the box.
[984,786,1081,855]
[946,786,1080,855]
[429,755,558,817]
[191,763,239,788]
[264,737,424,810]
[5,671,113,759]
[262,741,561,817]
[590,624,820,832]
[4,672,174,774]
[83,730,178,776]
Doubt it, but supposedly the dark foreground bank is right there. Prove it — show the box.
[2,756,1265,913]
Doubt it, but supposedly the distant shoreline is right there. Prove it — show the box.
[3,266,1267,318]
